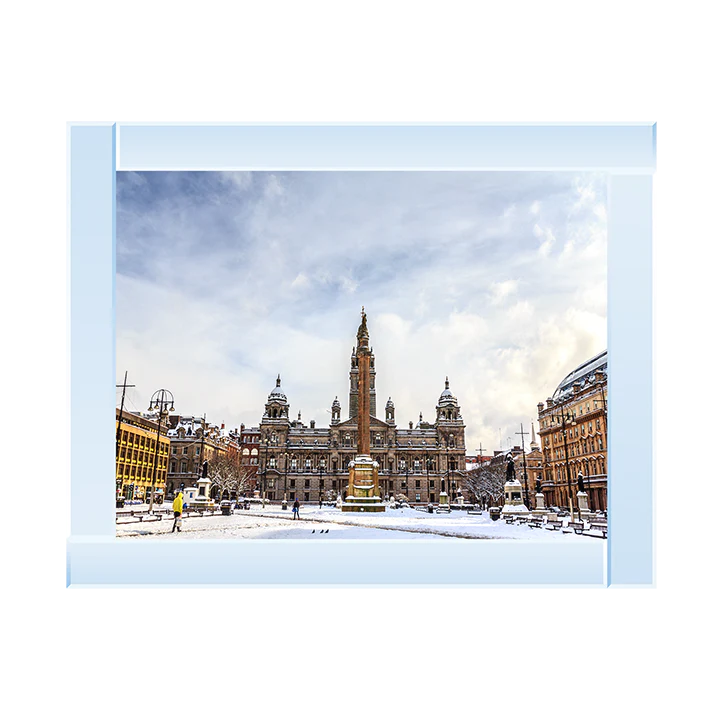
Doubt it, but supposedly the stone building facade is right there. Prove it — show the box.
[115,409,170,502]
[166,416,243,498]
[258,323,467,505]
[537,350,608,511]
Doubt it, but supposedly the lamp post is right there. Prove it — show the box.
[515,423,530,509]
[261,436,270,508]
[147,389,174,515]
[551,406,576,511]
[404,459,409,501]
[318,456,325,506]
[426,455,431,504]
[283,448,291,504]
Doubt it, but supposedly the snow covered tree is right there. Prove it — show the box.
[209,451,256,500]
[461,464,505,508]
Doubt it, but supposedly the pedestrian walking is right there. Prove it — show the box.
[172,490,184,532]
[292,498,300,520]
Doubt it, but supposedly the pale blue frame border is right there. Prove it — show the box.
[67,123,655,587]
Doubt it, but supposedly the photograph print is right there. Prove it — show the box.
[115,170,608,542]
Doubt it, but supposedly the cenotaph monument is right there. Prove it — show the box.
[341,308,386,513]
[500,452,529,516]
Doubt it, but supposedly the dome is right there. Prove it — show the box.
[268,374,288,403]
[438,377,458,405]
[552,351,607,401]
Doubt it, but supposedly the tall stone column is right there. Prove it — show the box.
[357,310,371,457]
[342,308,385,512]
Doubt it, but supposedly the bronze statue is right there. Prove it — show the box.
[577,471,585,493]
[505,452,515,481]
[535,475,542,494]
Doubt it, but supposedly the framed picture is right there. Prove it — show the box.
[67,123,654,586]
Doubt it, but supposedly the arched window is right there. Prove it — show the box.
[242,448,250,456]
[272,409,277,418]
[449,435,455,448]
[344,434,351,447]
[414,458,421,471]
[305,457,312,470]
[269,456,277,469]
[291,457,297,470]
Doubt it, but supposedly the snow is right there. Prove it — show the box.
[116,505,604,542]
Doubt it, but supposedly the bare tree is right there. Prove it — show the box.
[209,452,256,500]
[461,465,505,508]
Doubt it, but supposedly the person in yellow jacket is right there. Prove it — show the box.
[172,491,184,533]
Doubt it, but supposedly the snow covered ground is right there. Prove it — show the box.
[116,505,604,542]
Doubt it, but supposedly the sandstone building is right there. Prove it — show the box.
[258,317,467,504]
[537,350,608,511]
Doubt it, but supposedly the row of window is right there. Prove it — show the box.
[119,432,168,455]
[264,457,459,472]
[264,432,457,448]
[116,463,166,479]
[548,458,607,480]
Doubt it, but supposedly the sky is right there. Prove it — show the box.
[116,171,607,454]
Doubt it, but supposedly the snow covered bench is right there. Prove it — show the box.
[545,520,563,531]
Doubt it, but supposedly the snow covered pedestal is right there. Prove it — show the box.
[501,479,529,516]
[438,491,450,509]
[577,491,593,519]
[341,455,386,513]
[530,492,549,518]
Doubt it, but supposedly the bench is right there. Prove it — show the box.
[545,520,563,531]
[467,510,483,516]
[505,517,516,524]
[435,507,451,514]
[527,519,543,528]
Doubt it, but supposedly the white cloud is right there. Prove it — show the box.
[116,171,607,454]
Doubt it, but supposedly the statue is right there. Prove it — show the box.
[202,460,209,479]
[577,471,585,493]
[535,475,542,494]
[505,452,515,481]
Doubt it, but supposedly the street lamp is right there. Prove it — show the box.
[426,455,431,504]
[282,447,291,505]
[550,406,576,512]
[318,456,325,507]
[147,389,174,515]
[261,436,270,508]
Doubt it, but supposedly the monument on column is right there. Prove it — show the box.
[576,471,592,519]
[530,473,549,518]
[341,308,386,513]
[501,451,529,516]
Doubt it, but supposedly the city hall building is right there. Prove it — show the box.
[258,321,467,504]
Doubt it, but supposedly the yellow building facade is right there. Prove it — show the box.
[115,409,170,502]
